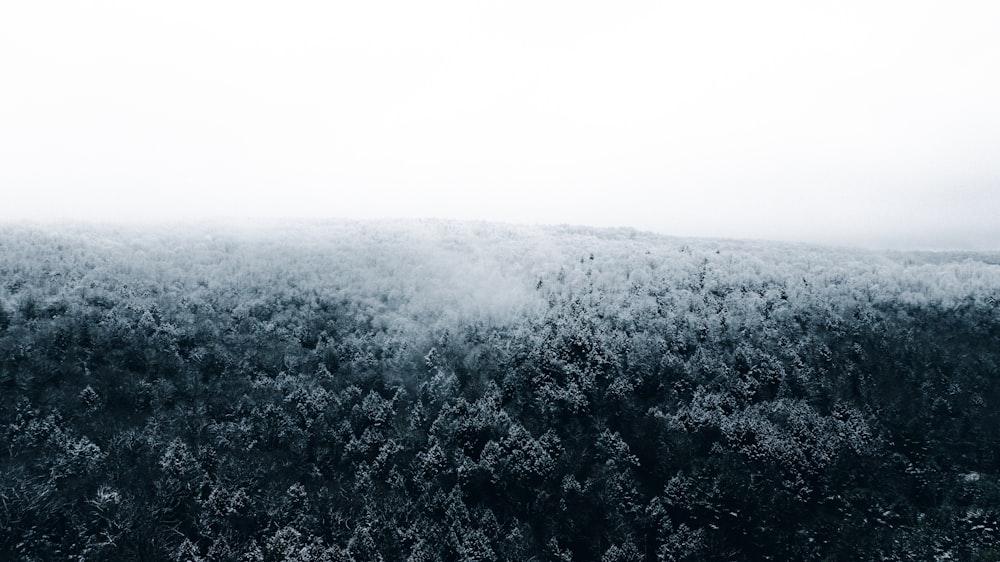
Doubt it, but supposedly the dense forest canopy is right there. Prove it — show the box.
[2,219,999,561]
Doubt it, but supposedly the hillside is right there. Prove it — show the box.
[2,220,999,561]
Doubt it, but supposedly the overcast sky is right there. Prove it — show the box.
[2,1,999,249]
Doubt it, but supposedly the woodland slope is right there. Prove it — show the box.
[1,220,999,561]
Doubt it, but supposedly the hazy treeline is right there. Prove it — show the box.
[1,220,999,561]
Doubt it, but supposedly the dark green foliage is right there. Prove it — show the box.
[1,220,999,560]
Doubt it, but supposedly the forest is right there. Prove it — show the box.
[1,219,998,561]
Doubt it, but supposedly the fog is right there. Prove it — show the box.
[2,1,999,250]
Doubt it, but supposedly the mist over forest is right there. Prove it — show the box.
[2,219,999,561]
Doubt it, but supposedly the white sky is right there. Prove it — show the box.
[2,1,999,249]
